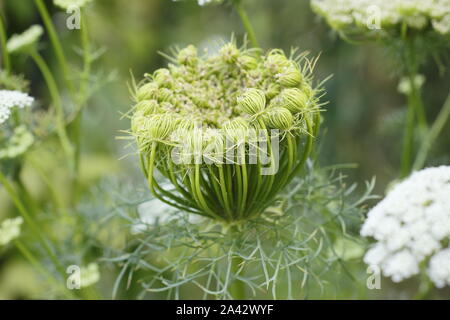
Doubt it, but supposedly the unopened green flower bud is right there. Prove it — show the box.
[153,68,173,87]
[265,50,290,74]
[135,99,160,116]
[279,88,309,113]
[147,114,178,141]
[265,83,281,100]
[136,82,159,101]
[220,43,240,64]
[238,55,258,70]
[177,45,198,66]
[237,88,266,115]
[276,65,303,87]
[157,88,174,102]
[263,107,294,130]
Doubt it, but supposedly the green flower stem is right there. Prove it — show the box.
[34,0,75,95]
[193,164,222,219]
[232,0,259,48]
[207,166,229,217]
[229,239,245,299]
[218,165,233,218]
[400,36,427,178]
[0,14,11,74]
[286,116,314,184]
[30,50,75,173]
[146,143,204,215]
[73,12,92,196]
[256,119,275,204]
[400,97,416,178]
[239,161,248,219]
[0,170,67,279]
[413,93,450,171]
[14,240,76,299]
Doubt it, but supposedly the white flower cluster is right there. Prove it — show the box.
[7,25,43,54]
[80,263,100,288]
[0,90,34,124]
[361,166,450,287]
[197,0,223,5]
[132,197,202,234]
[0,217,24,246]
[53,0,93,10]
[311,0,450,35]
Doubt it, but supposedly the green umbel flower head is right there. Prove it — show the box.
[130,42,321,222]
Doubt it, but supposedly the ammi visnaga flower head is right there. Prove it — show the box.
[130,42,321,222]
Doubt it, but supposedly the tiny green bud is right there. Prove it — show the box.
[265,50,290,74]
[262,107,294,130]
[279,88,309,113]
[276,65,303,87]
[135,99,160,116]
[265,83,281,100]
[177,45,198,66]
[153,68,173,87]
[237,88,266,115]
[147,114,178,141]
[157,88,174,102]
[219,43,240,64]
[136,82,158,101]
[238,55,258,70]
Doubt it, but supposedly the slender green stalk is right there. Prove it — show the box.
[15,240,76,299]
[400,92,417,178]
[34,0,75,95]
[413,93,450,171]
[73,12,92,188]
[0,14,11,74]
[229,256,245,299]
[400,36,427,177]
[232,0,259,48]
[30,50,75,172]
[0,171,66,277]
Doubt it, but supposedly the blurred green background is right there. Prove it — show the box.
[1,0,449,299]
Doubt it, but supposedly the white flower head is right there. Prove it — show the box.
[7,25,43,54]
[0,217,24,246]
[361,166,450,287]
[428,249,450,288]
[132,197,203,234]
[53,0,93,10]
[0,90,34,124]
[80,263,100,288]
[0,125,35,159]
[197,0,223,5]
[311,0,450,36]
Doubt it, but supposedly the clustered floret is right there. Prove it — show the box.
[130,42,321,221]
[361,166,450,287]
[0,90,34,124]
[0,217,23,246]
[311,0,450,36]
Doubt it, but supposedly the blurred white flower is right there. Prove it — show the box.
[0,217,24,246]
[80,263,100,288]
[7,25,43,54]
[397,74,425,95]
[132,198,203,234]
[53,0,93,10]
[428,249,450,288]
[0,125,35,159]
[311,0,450,35]
[361,166,450,287]
[0,90,34,124]
[198,0,222,5]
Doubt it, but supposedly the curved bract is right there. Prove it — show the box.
[130,42,322,222]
